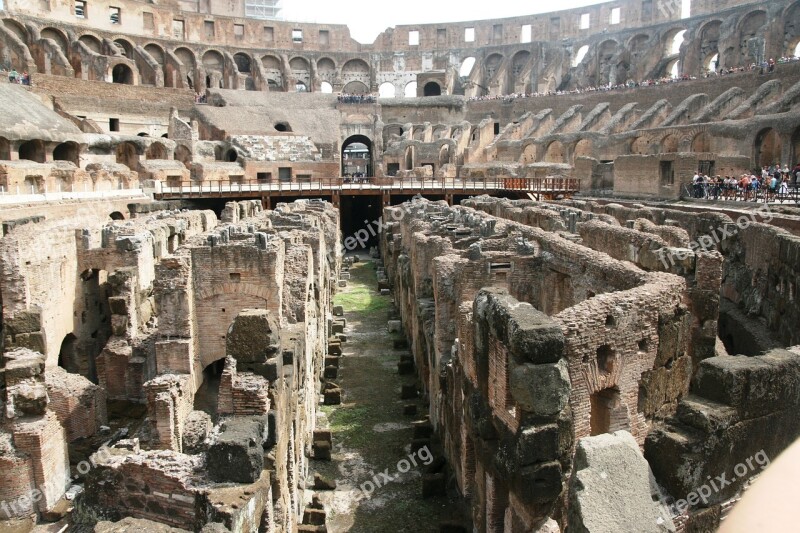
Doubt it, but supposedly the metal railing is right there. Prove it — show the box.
[155,176,580,198]
[681,182,800,204]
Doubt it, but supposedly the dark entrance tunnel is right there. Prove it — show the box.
[340,195,382,251]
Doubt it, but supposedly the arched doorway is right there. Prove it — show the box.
[342,81,368,94]
[342,135,372,177]
[109,211,125,220]
[115,141,140,169]
[53,141,80,165]
[111,63,134,84]
[175,145,192,168]
[755,128,782,167]
[145,142,168,160]
[423,81,442,96]
[18,140,46,163]
[0,137,11,160]
[58,333,78,373]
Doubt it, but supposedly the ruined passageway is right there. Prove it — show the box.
[313,255,468,532]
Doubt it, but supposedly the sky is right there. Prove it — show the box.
[280,0,612,44]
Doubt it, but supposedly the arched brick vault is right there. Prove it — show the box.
[194,283,274,367]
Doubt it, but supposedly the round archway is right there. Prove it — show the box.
[0,137,10,160]
[112,63,134,84]
[342,135,372,178]
[115,141,140,169]
[18,140,46,163]
[755,128,782,167]
[423,81,442,96]
[342,81,368,94]
[53,141,80,165]
[146,142,168,160]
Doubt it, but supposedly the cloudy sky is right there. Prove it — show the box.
[280,0,612,44]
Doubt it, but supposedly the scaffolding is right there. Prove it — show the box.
[245,0,281,20]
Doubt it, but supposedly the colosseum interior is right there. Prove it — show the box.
[1,0,799,531]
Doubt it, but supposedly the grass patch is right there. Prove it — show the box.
[326,404,375,448]
[333,261,390,314]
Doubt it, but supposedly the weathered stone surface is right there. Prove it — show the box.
[509,360,570,416]
[568,431,675,533]
[207,416,269,483]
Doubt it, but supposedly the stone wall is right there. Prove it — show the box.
[381,198,698,530]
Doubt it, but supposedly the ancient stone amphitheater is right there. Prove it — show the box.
[0,0,799,531]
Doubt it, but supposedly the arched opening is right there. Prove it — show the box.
[144,43,165,65]
[145,142,168,160]
[225,149,238,162]
[739,11,767,66]
[755,128,782,167]
[423,81,441,96]
[261,54,283,91]
[342,135,372,177]
[459,57,476,78]
[666,29,687,56]
[667,58,681,78]
[194,358,226,419]
[295,81,307,92]
[233,52,251,73]
[439,145,451,167]
[379,82,396,98]
[691,132,711,153]
[18,140,46,163]
[631,137,649,155]
[404,146,414,170]
[111,63,133,84]
[704,53,719,73]
[115,141,139,170]
[521,143,537,164]
[137,132,149,137]
[113,39,134,58]
[317,57,336,83]
[41,27,69,54]
[341,58,370,89]
[573,45,590,67]
[342,81,368,94]
[202,50,224,88]
[573,139,593,162]
[175,145,192,168]
[78,34,102,54]
[320,81,333,93]
[3,19,28,42]
[109,211,125,220]
[0,137,10,160]
[274,121,292,132]
[662,134,680,153]
[58,333,78,373]
[544,141,565,163]
[590,387,627,436]
[289,57,310,89]
[53,141,80,165]
[404,81,417,98]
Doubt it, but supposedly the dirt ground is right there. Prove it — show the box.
[312,258,469,532]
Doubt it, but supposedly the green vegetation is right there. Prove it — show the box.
[333,261,390,314]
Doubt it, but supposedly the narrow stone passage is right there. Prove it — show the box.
[313,255,466,532]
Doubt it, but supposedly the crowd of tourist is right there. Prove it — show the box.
[468,56,800,104]
[338,93,376,104]
[690,164,799,202]
[194,92,207,104]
